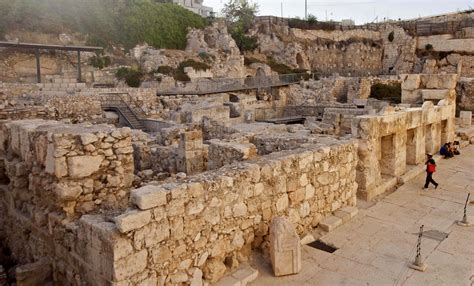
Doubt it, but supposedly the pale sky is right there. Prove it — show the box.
[204,0,474,24]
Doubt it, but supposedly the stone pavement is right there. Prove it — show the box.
[251,145,474,286]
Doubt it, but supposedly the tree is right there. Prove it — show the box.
[222,0,259,32]
[222,0,259,52]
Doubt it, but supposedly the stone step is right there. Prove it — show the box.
[318,215,342,232]
[215,264,258,286]
[333,206,359,223]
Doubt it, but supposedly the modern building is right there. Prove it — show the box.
[173,0,213,17]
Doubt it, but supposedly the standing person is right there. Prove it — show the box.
[424,153,438,189]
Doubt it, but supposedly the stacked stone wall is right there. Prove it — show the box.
[0,120,135,283]
[83,140,358,285]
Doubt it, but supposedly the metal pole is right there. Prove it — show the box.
[35,48,41,83]
[410,225,427,271]
[305,0,308,20]
[77,50,82,83]
[281,2,283,18]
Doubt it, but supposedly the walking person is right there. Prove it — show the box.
[424,153,438,190]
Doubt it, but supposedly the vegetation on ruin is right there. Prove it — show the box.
[178,59,211,72]
[0,0,208,50]
[116,67,144,87]
[425,44,434,51]
[222,0,259,52]
[288,18,338,31]
[89,55,111,70]
[370,82,402,104]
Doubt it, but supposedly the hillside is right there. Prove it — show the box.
[0,0,208,50]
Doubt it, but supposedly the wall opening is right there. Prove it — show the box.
[440,120,448,145]
[425,124,434,154]
[406,128,417,165]
[380,134,395,176]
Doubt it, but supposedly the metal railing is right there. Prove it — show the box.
[99,92,146,119]
[156,73,311,96]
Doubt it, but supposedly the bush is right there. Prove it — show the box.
[198,51,214,62]
[370,83,402,104]
[0,1,208,50]
[173,69,191,82]
[307,14,318,24]
[154,65,175,76]
[425,44,434,51]
[115,67,143,87]
[89,55,111,69]
[231,29,258,52]
[388,31,395,42]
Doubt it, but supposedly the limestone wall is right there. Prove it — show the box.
[81,140,357,285]
[352,101,456,200]
[0,120,135,283]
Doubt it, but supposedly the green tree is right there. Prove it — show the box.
[222,0,259,52]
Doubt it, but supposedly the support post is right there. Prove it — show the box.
[409,225,427,272]
[77,50,82,83]
[457,193,472,227]
[35,48,41,83]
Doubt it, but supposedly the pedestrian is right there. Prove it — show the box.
[424,153,438,190]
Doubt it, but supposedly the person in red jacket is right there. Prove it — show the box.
[424,153,438,189]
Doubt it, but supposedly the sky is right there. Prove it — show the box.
[204,0,474,24]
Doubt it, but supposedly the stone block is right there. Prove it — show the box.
[269,217,301,277]
[15,258,52,286]
[401,74,421,90]
[318,216,342,232]
[333,206,358,223]
[460,111,472,128]
[230,264,258,286]
[67,155,104,178]
[112,249,148,281]
[421,89,450,101]
[114,210,151,233]
[401,90,421,104]
[130,185,167,210]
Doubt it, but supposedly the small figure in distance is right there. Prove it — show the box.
[424,153,438,190]
[439,143,453,159]
[452,141,461,155]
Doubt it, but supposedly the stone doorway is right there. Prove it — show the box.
[380,134,395,176]
[440,120,448,145]
[425,124,434,154]
[406,128,417,165]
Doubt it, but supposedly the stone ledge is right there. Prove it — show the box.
[130,185,167,210]
[318,215,342,232]
[334,206,359,223]
[114,209,151,233]
[215,264,258,286]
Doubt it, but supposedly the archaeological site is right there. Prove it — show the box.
[0,1,473,285]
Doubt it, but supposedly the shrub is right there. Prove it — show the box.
[173,69,191,82]
[370,82,402,104]
[425,44,434,51]
[307,14,318,24]
[231,29,259,52]
[388,31,395,42]
[115,67,143,87]
[155,65,175,76]
[89,56,111,69]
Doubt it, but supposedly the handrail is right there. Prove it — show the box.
[156,72,312,96]
[99,92,147,119]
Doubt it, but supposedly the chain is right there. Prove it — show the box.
[414,225,424,265]
[463,193,471,223]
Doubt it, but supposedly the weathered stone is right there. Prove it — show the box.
[269,217,301,276]
[67,155,104,178]
[114,210,151,233]
[130,185,167,210]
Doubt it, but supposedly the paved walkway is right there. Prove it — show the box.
[252,145,474,286]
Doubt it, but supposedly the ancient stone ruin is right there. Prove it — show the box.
[0,9,473,286]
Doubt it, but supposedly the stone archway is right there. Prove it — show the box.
[256,67,266,78]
